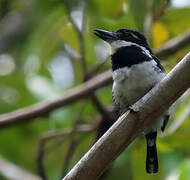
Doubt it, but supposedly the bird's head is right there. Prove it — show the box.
[94,28,151,54]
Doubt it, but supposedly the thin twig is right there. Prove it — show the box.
[64,0,114,143]
[61,103,86,177]
[42,125,93,141]
[143,0,153,41]
[37,140,47,180]
[61,133,90,178]
[61,140,77,178]
[153,0,170,21]
[37,125,93,180]
[90,94,112,121]
[64,0,109,121]
[64,0,87,76]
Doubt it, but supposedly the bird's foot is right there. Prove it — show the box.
[129,104,140,112]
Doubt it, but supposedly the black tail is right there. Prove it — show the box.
[145,132,158,174]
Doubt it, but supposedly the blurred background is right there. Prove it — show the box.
[0,0,190,179]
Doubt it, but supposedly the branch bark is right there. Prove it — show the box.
[155,29,190,58]
[0,29,190,128]
[62,52,190,180]
[0,70,112,129]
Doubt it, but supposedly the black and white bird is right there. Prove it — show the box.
[94,28,170,174]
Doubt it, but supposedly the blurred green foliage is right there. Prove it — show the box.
[0,0,190,179]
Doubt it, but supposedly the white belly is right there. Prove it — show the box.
[112,60,165,112]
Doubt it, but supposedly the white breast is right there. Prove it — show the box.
[112,60,165,112]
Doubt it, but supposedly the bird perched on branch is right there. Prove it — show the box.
[94,28,170,174]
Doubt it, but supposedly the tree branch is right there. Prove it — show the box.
[37,125,93,180]
[155,29,190,58]
[153,0,169,21]
[64,0,87,75]
[62,52,190,180]
[0,70,112,129]
[0,156,41,180]
[143,0,153,40]
[0,29,190,128]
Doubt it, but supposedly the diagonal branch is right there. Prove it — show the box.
[0,70,112,129]
[155,29,190,58]
[0,156,41,180]
[62,52,190,180]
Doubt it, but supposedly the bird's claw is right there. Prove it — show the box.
[129,104,140,112]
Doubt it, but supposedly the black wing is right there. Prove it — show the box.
[151,54,165,72]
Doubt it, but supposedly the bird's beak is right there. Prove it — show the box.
[94,29,117,42]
